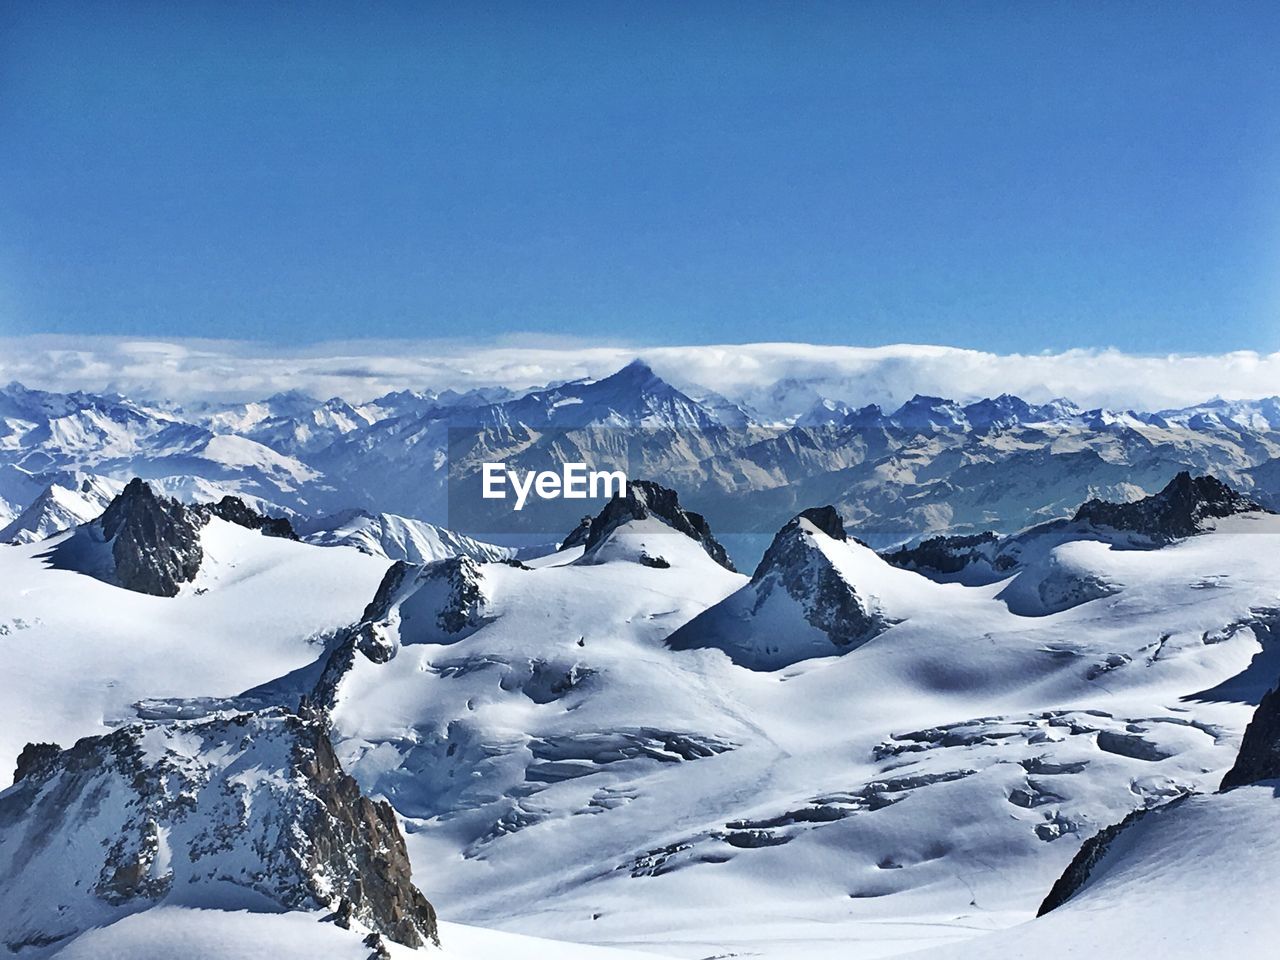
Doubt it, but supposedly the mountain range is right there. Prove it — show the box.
[2,460,1280,958]
[6,365,1280,559]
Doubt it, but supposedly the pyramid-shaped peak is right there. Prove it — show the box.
[580,479,735,571]
[599,358,662,388]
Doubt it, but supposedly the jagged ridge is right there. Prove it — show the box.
[581,479,735,571]
[0,708,437,952]
[1074,471,1265,542]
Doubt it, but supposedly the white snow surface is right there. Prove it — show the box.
[321,513,1280,959]
[45,909,665,960]
[0,517,390,778]
[4,506,1280,958]
[916,782,1280,960]
[301,509,517,564]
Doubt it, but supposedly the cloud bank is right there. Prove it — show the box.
[0,334,1273,414]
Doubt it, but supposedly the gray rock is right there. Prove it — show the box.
[581,479,735,571]
[0,708,438,950]
[197,494,297,539]
[98,478,205,596]
[1220,677,1280,789]
[1095,730,1174,762]
[1074,471,1265,543]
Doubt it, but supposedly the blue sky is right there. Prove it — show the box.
[2,1,1278,352]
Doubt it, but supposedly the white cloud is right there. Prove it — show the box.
[0,334,1275,413]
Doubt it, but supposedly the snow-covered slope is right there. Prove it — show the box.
[0,475,119,544]
[300,509,517,564]
[302,483,1280,959]
[913,667,1280,960]
[6,419,1280,959]
[0,513,390,780]
[41,910,668,960]
[910,782,1280,960]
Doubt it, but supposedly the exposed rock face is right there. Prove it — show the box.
[198,495,298,539]
[559,514,593,550]
[89,481,302,596]
[882,531,1009,577]
[98,478,205,596]
[750,507,892,651]
[1036,800,1183,916]
[11,741,60,784]
[353,555,496,664]
[0,709,438,952]
[1074,471,1264,542]
[776,505,848,545]
[582,479,736,571]
[1220,679,1280,790]
[668,506,895,669]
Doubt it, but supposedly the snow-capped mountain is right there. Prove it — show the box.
[4,467,1280,957]
[6,368,1280,552]
[668,506,903,668]
[0,381,337,526]
[298,509,518,564]
[0,708,438,957]
[0,475,120,544]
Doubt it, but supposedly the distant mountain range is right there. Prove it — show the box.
[5,365,1280,552]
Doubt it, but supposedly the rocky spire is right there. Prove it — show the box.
[1073,472,1265,542]
[98,478,205,596]
[582,479,735,571]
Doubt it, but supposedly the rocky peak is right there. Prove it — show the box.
[796,505,847,543]
[844,403,887,429]
[1074,471,1265,543]
[796,397,852,427]
[889,394,970,433]
[353,555,494,663]
[582,479,735,571]
[881,531,1005,577]
[750,506,890,650]
[667,505,895,668]
[98,478,205,596]
[752,506,848,579]
[198,494,298,539]
[0,709,438,952]
[1220,678,1280,790]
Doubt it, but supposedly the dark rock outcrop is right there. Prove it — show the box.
[1220,678,1280,790]
[292,706,439,948]
[581,479,735,571]
[89,481,300,596]
[0,709,438,950]
[1074,472,1265,543]
[559,515,593,550]
[198,495,298,540]
[750,507,892,650]
[882,531,1010,576]
[346,555,494,665]
[98,478,205,596]
[1036,800,1183,915]
[11,742,60,784]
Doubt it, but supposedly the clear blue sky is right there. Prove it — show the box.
[2,1,1278,352]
